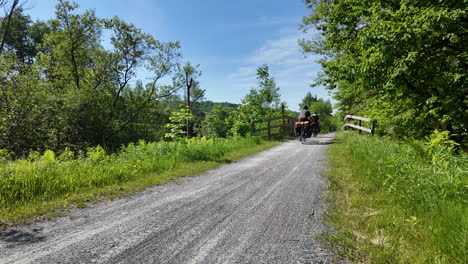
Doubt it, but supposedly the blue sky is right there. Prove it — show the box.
[25,0,333,111]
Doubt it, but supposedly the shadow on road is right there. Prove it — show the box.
[293,133,339,146]
[302,139,336,145]
[0,229,46,248]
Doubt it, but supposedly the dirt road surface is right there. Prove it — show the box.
[1,133,337,264]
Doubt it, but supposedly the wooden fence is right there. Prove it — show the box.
[344,115,376,135]
[251,115,297,137]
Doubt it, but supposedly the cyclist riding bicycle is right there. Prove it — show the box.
[298,105,311,122]
[296,106,311,137]
[311,112,319,123]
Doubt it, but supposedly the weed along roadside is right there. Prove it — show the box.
[0,137,282,226]
[323,132,467,263]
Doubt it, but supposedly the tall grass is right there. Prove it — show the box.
[326,132,467,263]
[0,136,269,217]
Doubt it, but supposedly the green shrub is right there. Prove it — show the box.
[0,136,267,210]
[330,132,467,262]
[0,149,10,161]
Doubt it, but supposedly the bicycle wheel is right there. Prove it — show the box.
[300,126,306,144]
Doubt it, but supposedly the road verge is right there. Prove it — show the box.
[322,132,466,263]
[0,137,282,226]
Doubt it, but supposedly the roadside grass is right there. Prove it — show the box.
[0,136,282,225]
[323,132,467,263]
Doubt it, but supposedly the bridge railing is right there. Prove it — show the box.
[251,115,297,137]
[344,115,376,135]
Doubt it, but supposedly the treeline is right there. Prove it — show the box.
[0,0,191,157]
[0,0,307,159]
[300,0,467,145]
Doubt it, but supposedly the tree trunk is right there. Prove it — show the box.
[0,0,20,56]
[185,76,193,137]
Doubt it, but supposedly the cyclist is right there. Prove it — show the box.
[311,112,319,123]
[296,106,311,137]
[298,105,311,121]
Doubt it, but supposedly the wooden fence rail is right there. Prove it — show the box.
[251,115,297,137]
[344,115,376,135]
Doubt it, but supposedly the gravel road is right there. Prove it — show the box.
[1,133,337,264]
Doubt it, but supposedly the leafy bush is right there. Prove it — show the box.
[198,105,234,138]
[0,149,10,162]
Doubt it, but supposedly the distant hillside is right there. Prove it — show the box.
[193,101,239,117]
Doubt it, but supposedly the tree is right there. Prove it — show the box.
[199,105,234,138]
[164,107,193,141]
[102,17,181,145]
[300,0,467,141]
[299,91,318,109]
[0,53,46,156]
[173,62,204,136]
[232,64,281,135]
[0,0,21,56]
[0,7,40,63]
[0,0,185,156]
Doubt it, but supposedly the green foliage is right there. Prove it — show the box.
[299,91,318,109]
[301,0,467,142]
[0,7,42,63]
[327,132,467,262]
[174,62,204,107]
[425,130,459,156]
[0,136,272,217]
[0,149,10,161]
[198,105,234,138]
[172,62,204,136]
[232,64,282,135]
[193,101,238,116]
[0,1,182,157]
[164,107,193,140]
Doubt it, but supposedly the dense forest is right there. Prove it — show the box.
[300,0,467,145]
[0,0,327,159]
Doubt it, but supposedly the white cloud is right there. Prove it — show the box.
[228,29,333,110]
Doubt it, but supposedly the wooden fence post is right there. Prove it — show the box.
[251,121,255,135]
[267,121,271,137]
[281,103,286,136]
[358,120,362,134]
[371,120,376,135]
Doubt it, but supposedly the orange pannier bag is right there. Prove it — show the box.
[295,121,311,127]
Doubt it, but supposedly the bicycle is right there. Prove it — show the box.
[295,121,310,144]
[311,121,320,137]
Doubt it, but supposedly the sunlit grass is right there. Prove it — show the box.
[0,136,281,225]
[324,132,467,263]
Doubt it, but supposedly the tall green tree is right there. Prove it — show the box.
[173,62,204,136]
[232,64,281,135]
[199,105,234,138]
[0,0,21,56]
[0,53,45,156]
[299,91,318,109]
[40,0,102,90]
[300,0,467,140]
[0,7,40,63]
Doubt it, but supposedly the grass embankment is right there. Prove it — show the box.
[325,132,467,263]
[0,136,281,225]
